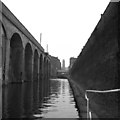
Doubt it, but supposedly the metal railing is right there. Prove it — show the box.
[85,89,120,119]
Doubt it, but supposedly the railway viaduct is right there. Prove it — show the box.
[0,2,51,85]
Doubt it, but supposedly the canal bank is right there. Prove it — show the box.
[68,77,98,119]
[68,77,120,119]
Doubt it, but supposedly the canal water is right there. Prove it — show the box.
[2,78,80,119]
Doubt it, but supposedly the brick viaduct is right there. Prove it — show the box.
[0,2,51,85]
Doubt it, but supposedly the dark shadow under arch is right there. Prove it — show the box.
[46,60,49,78]
[33,49,39,81]
[10,33,23,82]
[39,54,43,79]
[25,43,33,81]
[44,57,47,78]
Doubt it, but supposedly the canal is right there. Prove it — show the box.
[2,78,80,119]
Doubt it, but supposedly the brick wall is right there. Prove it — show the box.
[70,2,119,90]
[69,2,120,118]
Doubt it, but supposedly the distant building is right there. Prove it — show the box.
[50,56,61,78]
[69,57,76,69]
[62,59,65,70]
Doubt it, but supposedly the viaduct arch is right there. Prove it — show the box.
[10,33,23,82]
[39,54,43,79]
[1,2,51,84]
[25,43,33,81]
[33,49,39,81]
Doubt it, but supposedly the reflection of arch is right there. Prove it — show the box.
[33,49,39,81]
[10,33,23,82]
[39,54,43,79]
[25,43,33,81]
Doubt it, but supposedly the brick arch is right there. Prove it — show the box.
[46,59,49,78]
[39,54,43,79]
[24,42,33,81]
[48,61,51,78]
[44,57,47,78]
[33,49,39,81]
[9,33,23,82]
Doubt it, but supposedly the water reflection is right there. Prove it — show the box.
[3,78,80,119]
[41,79,79,118]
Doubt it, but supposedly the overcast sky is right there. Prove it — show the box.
[2,0,110,67]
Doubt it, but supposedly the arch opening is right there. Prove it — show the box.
[44,57,47,78]
[49,62,51,77]
[48,62,51,78]
[33,49,39,81]
[43,57,47,91]
[25,43,33,81]
[10,33,23,82]
[39,54,43,79]
[46,60,49,78]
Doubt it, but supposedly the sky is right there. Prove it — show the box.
[1,0,110,67]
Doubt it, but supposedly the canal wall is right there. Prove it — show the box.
[68,78,98,119]
[69,2,120,118]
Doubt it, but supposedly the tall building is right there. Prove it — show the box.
[62,59,65,70]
